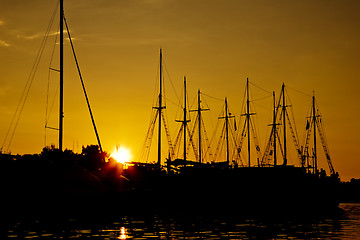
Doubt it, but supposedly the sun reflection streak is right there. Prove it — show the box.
[118,226,127,239]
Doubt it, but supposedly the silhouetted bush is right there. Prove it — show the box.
[81,145,108,171]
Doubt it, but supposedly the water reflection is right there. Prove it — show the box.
[118,226,127,239]
[4,203,360,239]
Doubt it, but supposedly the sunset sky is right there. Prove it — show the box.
[0,0,359,180]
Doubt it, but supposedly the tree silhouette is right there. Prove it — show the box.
[81,144,108,171]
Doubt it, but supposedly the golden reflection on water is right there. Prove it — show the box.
[118,226,127,239]
[4,203,360,239]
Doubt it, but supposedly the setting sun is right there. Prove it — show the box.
[111,146,133,164]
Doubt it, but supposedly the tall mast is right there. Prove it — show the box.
[312,92,318,173]
[197,90,202,163]
[273,91,277,166]
[282,83,287,166]
[190,90,209,164]
[219,97,234,167]
[241,78,257,167]
[157,48,163,167]
[183,76,188,165]
[59,0,64,151]
[176,77,190,165]
[225,98,230,167]
[246,78,251,167]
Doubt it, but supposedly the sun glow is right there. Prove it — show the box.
[111,146,132,164]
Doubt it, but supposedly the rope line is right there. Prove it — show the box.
[249,81,272,94]
[44,23,60,146]
[201,92,223,102]
[64,14,103,152]
[286,85,312,98]
[1,1,59,152]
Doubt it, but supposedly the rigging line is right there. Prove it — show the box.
[138,109,158,161]
[200,95,217,134]
[249,81,272,94]
[316,113,331,157]
[241,82,247,113]
[152,60,160,109]
[161,109,175,156]
[162,59,181,106]
[261,128,273,164]
[237,116,248,152]
[214,123,226,162]
[140,111,158,162]
[186,84,193,119]
[189,93,197,112]
[45,81,59,147]
[253,109,263,153]
[263,110,273,151]
[63,15,103,152]
[230,125,243,164]
[173,124,184,156]
[174,87,184,121]
[251,94,272,102]
[235,83,247,141]
[249,118,262,156]
[47,83,60,128]
[252,102,272,111]
[45,24,59,126]
[163,96,181,108]
[201,92,223,102]
[186,124,198,161]
[208,114,222,156]
[3,2,59,152]
[44,1,61,128]
[200,92,212,110]
[302,103,313,147]
[286,85,312,98]
[162,71,167,107]
[202,122,214,162]
[289,103,300,142]
[284,88,301,146]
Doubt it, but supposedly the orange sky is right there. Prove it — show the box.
[0,0,359,181]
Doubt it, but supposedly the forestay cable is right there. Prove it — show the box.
[63,14,103,152]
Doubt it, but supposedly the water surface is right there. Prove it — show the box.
[4,203,360,239]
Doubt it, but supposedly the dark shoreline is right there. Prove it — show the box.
[1,150,357,219]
